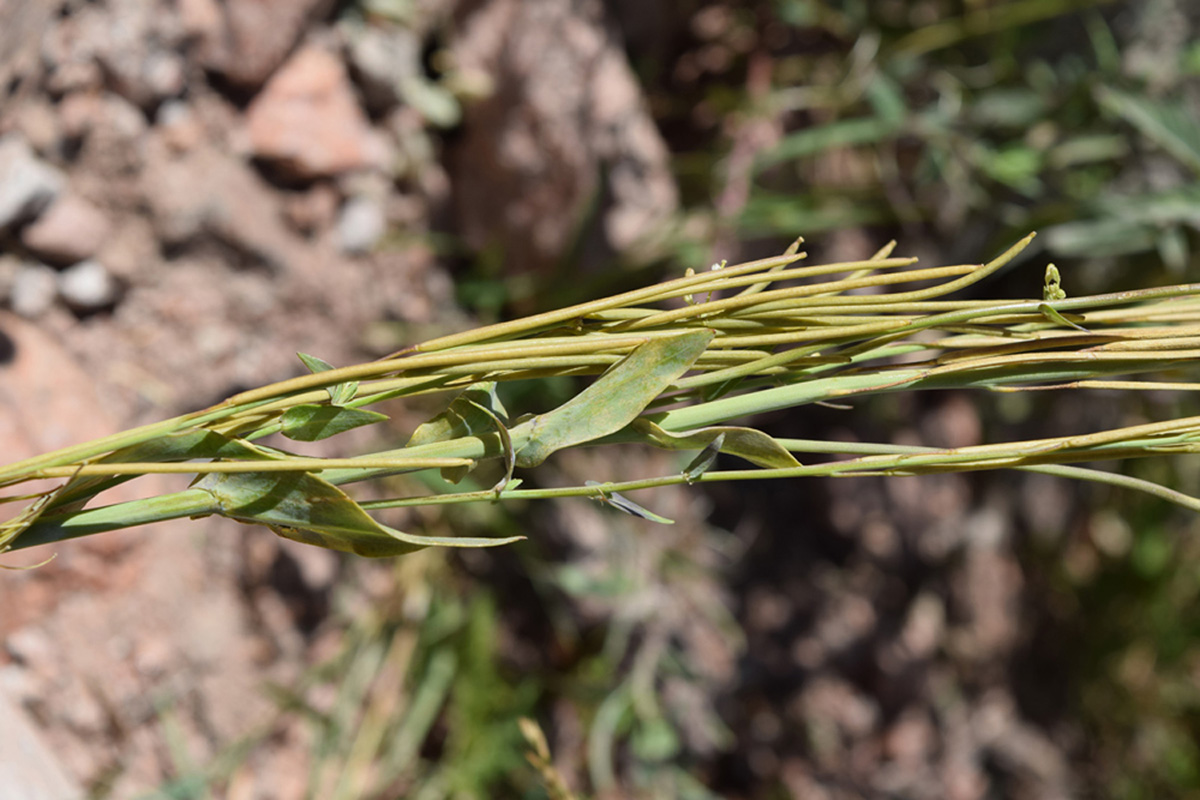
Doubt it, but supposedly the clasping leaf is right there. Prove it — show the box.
[196,470,522,557]
[629,419,801,469]
[281,405,389,442]
[408,382,510,482]
[585,481,674,524]
[512,330,713,468]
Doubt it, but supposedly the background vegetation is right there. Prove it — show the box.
[8,0,1200,797]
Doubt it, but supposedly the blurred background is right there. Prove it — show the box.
[2,0,1200,797]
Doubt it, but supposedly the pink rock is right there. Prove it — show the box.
[191,0,333,90]
[0,312,114,457]
[447,0,677,275]
[142,138,317,275]
[57,92,102,141]
[20,192,112,265]
[91,0,186,109]
[178,0,223,44]
[246,46,390,180]
[0,690,83,800]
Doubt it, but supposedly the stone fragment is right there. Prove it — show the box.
[104,49,186,109]
[9,263,57,318]
[20,193,112,265]
[283,182,339,234]
[336,194,386,254]
[57,260,117,311]
[90,92,151,148]
[246,46,391,181]
[5,626,53,666]
[93,0,186,108]
[0,310,117,459]
[191,0,333,90]
[0,689,83,800]
[40,3,106,95]
[0,135,65,233]
[0,0,54,91]
[97,216,159,282]
[448,0,678,274]
[57,92,102,141]
[177,0,222,43]
[11,98,61,156]
[156,100,205,152]
[58,93,148,175]
[142,140,311,273]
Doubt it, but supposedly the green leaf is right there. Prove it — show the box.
[1040,184,1200,259]
[297,352,358,405]
[280,405,389,442]
[1158,225,1190,274]
[737,192,891,236]
[1042,218,1160,258]
[400,78,461,127]
[196,470,523,557]
[408,382,509,483]
[968,88,1046,130]
[1096,86,1200,176]
[632,717,682,762]
[866,73,907,126]
[756,116,903,170]
[682,433,725,483]
[629,419,801,469]
[328,382,358,406]
[45,430,277,516]
[297,352,334,373]
[1038,303,1091,333]
[408,383,508,446]
[461,396,515,493]
[976,143,1043,193]
[585,481,674,525]
[512,330,713,468]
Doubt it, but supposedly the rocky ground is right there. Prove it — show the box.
[0,1,1101,797]
[0,1,688,796]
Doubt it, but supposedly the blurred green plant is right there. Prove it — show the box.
[649,0,1200,288]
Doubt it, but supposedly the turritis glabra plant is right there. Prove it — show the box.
[6,233,1200,559]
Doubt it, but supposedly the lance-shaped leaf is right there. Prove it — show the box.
[512,330,714,468]
[408,382,508,445]
[1038,303,1091,333]
[683,433,725,482]
[280,405,389,442]
[585,481,675,524]
[298,352,358,406]
[461,396,516,493]
[195,470,522,557]
[408,382,509,482]
[629,419,801,469]
[44,430,276,516]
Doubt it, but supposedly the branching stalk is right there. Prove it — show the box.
[7,233,1200,558]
